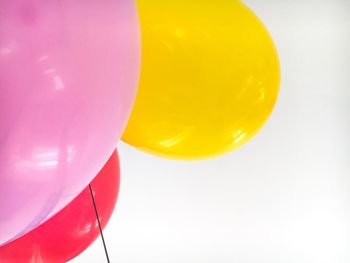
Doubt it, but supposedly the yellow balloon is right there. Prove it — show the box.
[122,0,280,160]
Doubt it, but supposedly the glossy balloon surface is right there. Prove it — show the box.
[0,151,120,263]
[122,0,280,159]
[0,0,140,244]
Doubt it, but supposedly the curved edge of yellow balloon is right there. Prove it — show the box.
[122,0,281,161]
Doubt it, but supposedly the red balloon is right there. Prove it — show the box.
[0,151,120,263]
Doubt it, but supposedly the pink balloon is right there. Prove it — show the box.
[0,0,140,245]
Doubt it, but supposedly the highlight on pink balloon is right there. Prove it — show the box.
[0,0,140,245]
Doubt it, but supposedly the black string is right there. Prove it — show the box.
[89,184,111,263]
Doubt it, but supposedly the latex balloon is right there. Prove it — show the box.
[122,0,280,160]
[0,151,120,263]
[0,0,140,245]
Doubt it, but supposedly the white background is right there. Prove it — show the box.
[73,0,350,262]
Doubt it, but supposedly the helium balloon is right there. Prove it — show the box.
[122,0,280,160]
[0,151,120,263]
[0,0,140,245]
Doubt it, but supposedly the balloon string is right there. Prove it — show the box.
[89,184,111,263]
